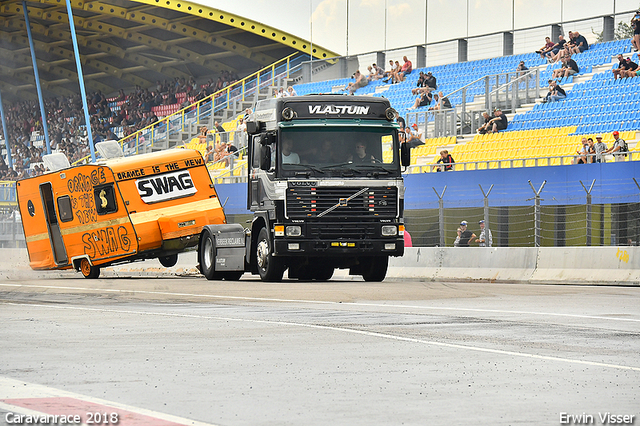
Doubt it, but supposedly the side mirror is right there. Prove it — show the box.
[400,142,411,167]
[260,146,271,170]
[246,121,259,134]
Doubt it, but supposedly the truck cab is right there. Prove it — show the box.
[243,94,409,281]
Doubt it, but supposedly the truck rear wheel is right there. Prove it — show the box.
[361,256,388,282]
[199,231,222,280]
[159,254,178,268]
[256,227,284,282]
[315,265,334,281]
[80,258,100,279]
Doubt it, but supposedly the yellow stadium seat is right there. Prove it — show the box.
[513,159,523,167]
[500,160,512,168]
[489,161,499,169]
[477,162,487,170]
[550,157,561,166]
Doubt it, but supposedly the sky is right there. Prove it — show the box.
[200,0,640,56]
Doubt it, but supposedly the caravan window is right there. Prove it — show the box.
[57,196,73,223]
[94,184,118,215]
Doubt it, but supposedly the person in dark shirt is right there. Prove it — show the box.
[569,32,589,54]
[613,54,629,79]
[454,221,476,247]
[621,58,639,78]
[546,35,567,62]
[488,109,508,133]
[433,150,455,172]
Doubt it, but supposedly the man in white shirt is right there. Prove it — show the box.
[281,139,300,164]
[476,220,493,247]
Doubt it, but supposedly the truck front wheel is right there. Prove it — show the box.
[199,231,222,280]
[256,227,284,282]
[361,256,388,282]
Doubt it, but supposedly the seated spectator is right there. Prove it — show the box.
[382,59,395,82]
[424,72,437,91]
[586,138,596,163]
[569,31,589,54]
[204,144,215,162]
[347,70,369,94]
[552,56,579,79]
[405,124,424,148]
[516,61,529,77]
[387,61,401,84]
[370,63,384,80]
[477,111,494,134]
[543,80,566,102]
[487,109,508,133]
[545,35,567,62]
[536,37,556,59]
[287,86,298,96]
[408,90,433,110]
[613,54,629,79]
[433,150,455,172]
[621,57,639,78]
[393,56,412,83]
[429,92,452,111]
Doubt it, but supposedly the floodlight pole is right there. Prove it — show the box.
[22,1,51,154]
[65,0,96,162]
[0,91,13,169]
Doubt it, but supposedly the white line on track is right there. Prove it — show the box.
[0,376,220,426]
[5,302,640,373]
[1,282,639,323]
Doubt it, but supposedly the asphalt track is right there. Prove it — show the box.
[0,269,639,426]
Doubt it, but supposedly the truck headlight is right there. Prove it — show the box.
[381,225,397,236]
[286,225,302,237]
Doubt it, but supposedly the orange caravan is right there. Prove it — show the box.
[16,142,227,278]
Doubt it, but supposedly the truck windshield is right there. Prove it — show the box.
[278,127,399,177]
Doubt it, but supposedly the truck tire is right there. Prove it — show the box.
[80,258,100,279]
[199,230,222,280]
[159,254,178,268]
[255,227,284,282]
[361,256,388,282]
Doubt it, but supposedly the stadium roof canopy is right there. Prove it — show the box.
[0,0,338,102]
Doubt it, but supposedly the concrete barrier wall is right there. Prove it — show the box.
[1,247,638,285]
[390,247,640,285]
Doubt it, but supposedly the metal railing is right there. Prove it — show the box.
[0,215,24,247]
[487,69,541,112]
[71,53,308,164]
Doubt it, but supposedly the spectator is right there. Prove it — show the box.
[487,109,508,133]
[347,70,369,94]
[516,61,529,77]
[424,72,437,91]
[569,31,589,54]
[536,36,556,59]
[475,220,492,247]
[395,112,406,143]
[552,56,579,79]
[545,34,567,62]
[287,86,297,97]
[454,221,476,247]
[573,137,589,164]
[204,144,215,162]
[605,131,628,162]
[631,10,640,52]
[543,80,566,102]
[370,63,384,80]
[393,56,413,83]
[613,54,629,79]
[433,150,455,172]
[585,138,596,163]
[594,134,607,163]
[408,90,433,110]
[477,111,494,134]
[428,92,452,111]
[405,124,424,148]
[387,61,401,84]
[214,120,227,143]
[621,57,639,78]
[382,59,395,82]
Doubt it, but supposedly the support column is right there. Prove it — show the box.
[457,39,468,63]
[415,46,426,69]
[22,1,51,155]
[603,16,615,43]
[0,91,13,169]
[503,32,514,57]
[528,180,546,247]
[65,0,96,162]
[433,186,447,247]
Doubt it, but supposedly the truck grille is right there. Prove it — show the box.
[307,223,377,239]
[286,186,398,219]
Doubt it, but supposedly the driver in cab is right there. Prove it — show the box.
[348,142,376,163]
[281,139,300,164]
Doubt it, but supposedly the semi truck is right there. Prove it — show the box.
[198,94,410,282]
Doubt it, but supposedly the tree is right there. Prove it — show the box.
[592,21,634,42]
